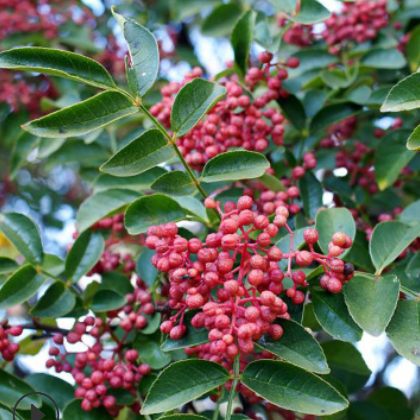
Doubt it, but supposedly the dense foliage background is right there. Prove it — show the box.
[1,0,420,419]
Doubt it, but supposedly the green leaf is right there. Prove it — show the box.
[375,129,414,190]
[406,25,420,72]
[345,273,400,336]
[298,171,323,219]
[91,290,127,312]
[381,73,420,112]
[23,91,138,138]
[277,94,307,129]
[288,50,339,78]
[134,334,171,369]
[268,0,296,13]
[366,387,414,420]
[399,199,420,224]
[405,253,420,280]
[10,132,39,179]
[0,369,41,410]
[77,189,140,232]
[162,319,209,352]
[94,168,166,192]
[241,360,348,416]
[173,196,209,224]
[322,341,371,394]
[65,230,105,282]
[310,102,360,133]
[30,281,76,318]
[42,253,65,277]
[347,85,372,105]
[315,208,356,256]
[256,319,329,374]
[257,172,286,192]
[171,0,221,21]
[311,290,363,342]
[345,230,374,272]
[137,249,158,287]
[407,123,420,150]
[100,129,174,177]
[276,227,307,270]
[0,403,24,420]
[125,194,185,235]
[293,0,331,24]
[0,212,43,265]
[0,257,19,274]
[231,11,255,74]
[361,49,406,69]
[26,374,74,411]
[113,10,159,96]
[151,171,195,196]
[63,400,113,420]
[201,151,269,183]
[0,47,116,89]
[369,221,420,274]
[100,272,133,296]
[141,360,230,415]
[171,79,226,137]
[201,4,243,37]
[124,56,137,97]
[142,313,162,335]
[387,300,420,366]
[0,265,45,309]
[321,69,351,89]
[304,89,328,117]
[159,416,210,420]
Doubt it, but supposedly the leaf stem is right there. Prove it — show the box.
[139,104,208,199]
[137,391,152,420]
[40,268,63,284]
[212,397,221,420]
[226,354,240,420]
[401,285,419,299]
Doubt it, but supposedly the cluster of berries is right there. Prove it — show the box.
[0,324,23,361]
[319,117,358,149]
[86,214,139,275]
[0,0,127,114]
[277,16,315,47]
[150,52,298,170]
[145,196,354,366]
[0,71,57,114]
[0,0,94,40]
[279,0,388,51]
[46,278,153,416]
[242,152,316,217]
[331,117,405,195]
[322,0,389,51]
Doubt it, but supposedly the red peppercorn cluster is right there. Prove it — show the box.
[95,36,126,77]
[86,214,140,275]
[319,117,358,149]
[0,1,126,113]
[145,196,354,364]
[0,0,94,40]
[322,0,389,51]
[0,70,57,114]
[315,231,354,293]
[277,16,315,47]
[331,118,405,195]
[0,323,23,361]
[243,152,316,216]
[277,1,388,52]
[150,53,298,170]
[47,278,153,416]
